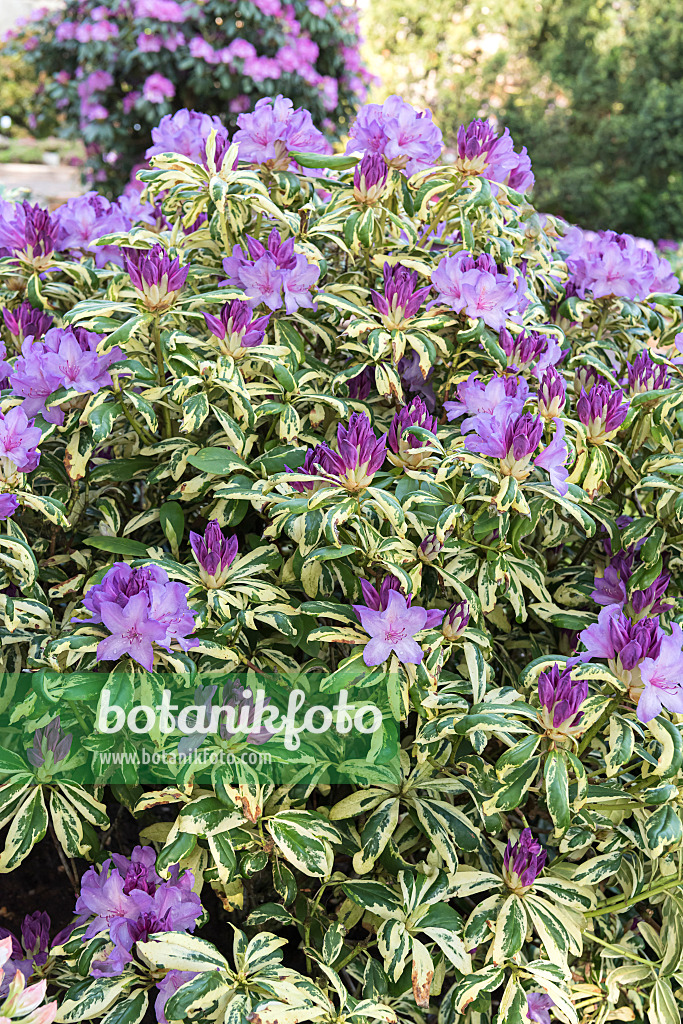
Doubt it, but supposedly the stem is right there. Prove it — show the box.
[585,932,654,965]
[48,817,79,893]
[113,375,155,446]
[585,876,683,918]
[151,318,172,440]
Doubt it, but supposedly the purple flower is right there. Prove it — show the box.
[444,372,528,423]
[54,192,130,268]
[432,251,528,331]
[537,665,588,738]
[591,550,632,608]
[347,365,374,401]
[353,588,429,665]
[637,623,683,723]
[203,300,270,358]
[629,575,673,620]
[526,993,554,1024]
[221,229,319,314]
[0,494,19,520]
[534,418,570,496]
[502,828,547,893]
[2,302,53,343]
[0,201,57,270]
[418,534,443,562]
[538,368,566,420]
[27,716,72,769]
[0,912,52,996]
[561,226,679,301]
[190,520,238,588]
[233,94,329,171]
[76,847,202,981]
[578,605,664,696]
[146,109,226,165]
[346,95,443,177]
[442,601,470,640]
[353,154,390,205]
[387,396,437,470]
[0,405,42,480]
[10,327,123,425]
[322,412,387,492]
[498,327,563,377]
[626,351,670,395]
[74,562,197,670]
[134,0,188,19]
[371,263,431,330]
[142,73,175,104]
[455,119,534,193]
[123,245,188,312]
[576,383,629,444]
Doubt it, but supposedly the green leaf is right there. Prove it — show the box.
[85,537,150,557]
[491,894,526,964]
[186,447,246,475]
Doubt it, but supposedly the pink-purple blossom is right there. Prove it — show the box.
[455,119,534,193]
[526,993,554,1024]
[561,226,679,301]
[146,109,227,165]
[346,95,443,177]
[637,623,683,722]
[498,326,563,377]
[353,588,431,666]
[432,251,528,330]
[142,73,175,105]
[54,192,131,268]
[371,263,431,330]
[233,95,330,171]
[221,229,319,314]
[0,405,42,478]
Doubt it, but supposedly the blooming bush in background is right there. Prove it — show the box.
[1,0,370,194]
[0,95,683,1024]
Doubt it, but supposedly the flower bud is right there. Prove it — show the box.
[418,534,443,562]
[190,520,238,588]
[538,367,566,420]
[502,828,546,894]
[576,383,629,444]
[123,244,188,312]
[442,601,470,640]
[353,153,390,206]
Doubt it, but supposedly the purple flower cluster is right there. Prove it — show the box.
[592,544,672,621]
[190,520,238,588]
[371,263,431,330]
[27,716,72,769]
[498,327,563,378]
[353,588,443,666]
[10,327,122,425]
[387,396,438,470]
[203,300,270,359]
[289,413,386,494]
[626,351,670,395]
[537,664,588,739]
[502,828,547,892]
[222,229,319,314]
[145,109,227,165]
[454,119,534,193]
[579,605,683,722]
[562,226,679,301]
[2,303,54,345]
[74,563,197,671]
[0,201,57,269]
[432,251,528,331]
[233,95,330,171]
[0,912,54,996]
[0,406,42,508]
[346,95,443,177]
[576,383,629,444]
[54,192,131,268]
[75,846,201,1021]
[124,245,189,312]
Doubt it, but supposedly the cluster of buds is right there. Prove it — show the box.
[352,154,390,206]
[537,665,588,742]
[203,300,270,359]
[190,520,239,589]
[387,396,438,470]
[27,716,72,774]
[499,327,552,372]
[502,828,547,894]
[442,601,470,640]
[454,119,499,175]
[626,351,670,395]
[418,534,443,562]
[360,575,406,611]
[576,383,629,444]
[537,367,566,420]
[0,937,56,1024]
[499,413,544,483]
[15,203,57,273]
[572,366,601,396]
[371,263,431,331]
[291,414,386,494]
[123,244,188,312]
[2,303,54,347]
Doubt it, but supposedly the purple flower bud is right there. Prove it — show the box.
[353,153,390,205]
[455,119,534,192]
[502,828,547,893]
[0,494,18,520]
[442,601,470,640]
[418,534,443,562]
[628,573,673,620]
[0,201,58,270]
[190,520,238,588]
[387,396,438,469]
[626,351,670,395]
[573,365,602,396]
[499,327,560,373]
[360,576,406,611]
[203,300,270,358]
[27,716,72,769]
[20,912,50,964]
[537,664,588,738]
[2,302,54,343]
[538,367,566,420]
[123,244,188,312]
[371,263,431,330]
[576,383,630,444]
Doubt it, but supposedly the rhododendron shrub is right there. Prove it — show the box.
[1,0,370,194]
[0,100,683,1024]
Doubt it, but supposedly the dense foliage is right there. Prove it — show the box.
[364,0,683,240]
[1,0,369,195]
[1,95,683,1024]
